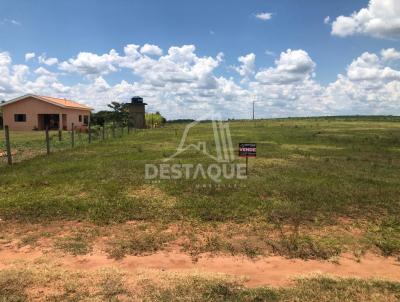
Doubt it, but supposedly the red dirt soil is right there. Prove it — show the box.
[1,248,399,287]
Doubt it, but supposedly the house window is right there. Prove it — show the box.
[79,115,82,122]
[83,115,89,125]
[14,114,26,122]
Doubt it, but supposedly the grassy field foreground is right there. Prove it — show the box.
[0,117,400,300]
[0,117,400,258]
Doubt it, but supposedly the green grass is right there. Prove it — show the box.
[0,125,122,163]
[0,117,400,257]
[145,276,400,302]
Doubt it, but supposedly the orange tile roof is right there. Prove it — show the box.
[39,95,92,110]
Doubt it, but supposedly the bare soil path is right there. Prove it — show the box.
[1,247,399,287]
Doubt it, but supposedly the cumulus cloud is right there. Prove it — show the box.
[235,53,256,80]
[331,0,400,39]
[122,45,222,91]
[324,16,330,24]
[0,52,12,66]
[1,44,400,119]
[325,49,400,114]
[0,52,30,95]
[381,48,400,61]
[25,52,35,61]
[38,54,58,66]
[255,49,315,84]
[346,51,400,82]
[34,67,53,75]
[140,44,163,56]
[255,12,273,21]
[59,50,121,76]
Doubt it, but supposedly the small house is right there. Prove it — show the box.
[0,94,92,131]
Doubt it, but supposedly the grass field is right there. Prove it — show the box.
[1,116,400,300]
[0,125,121,164]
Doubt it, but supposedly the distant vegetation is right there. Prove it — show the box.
[145,112,166,127]
[167,119,196,124]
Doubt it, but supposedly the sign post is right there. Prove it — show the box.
[239,143,256,175]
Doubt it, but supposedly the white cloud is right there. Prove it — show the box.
[140,44,163,56]
[381,48,400,61]
[25,52,35,61]
[255,12,273,21]
[235,53,256,80]
[1,45,400,119]
[59,49,121,76]
[34,67,53,76]
[255,49,316,84]
[38,54,59,66]
[331,0,400,39]
[345,50,400,82]
[324,16,330,24]
[325,49,400,114]
[0,52,12,66]
[123,44,141,58]
[0,52,30,96]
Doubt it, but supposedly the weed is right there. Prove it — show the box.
[99,270,127,300]
[18,233,40,247]
[106,228,174,259]
[369,218,400,256]
[0,268,33,301]
[54,230,96,255]
[267,233,342,260]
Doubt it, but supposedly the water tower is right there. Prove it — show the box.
[127,96,147,129]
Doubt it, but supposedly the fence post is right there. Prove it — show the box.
[58,129,62,141]
[45,127,50,155]
[4,125,12,165]
[88,121,92,143]
[102,125,105,140]
[71,123,75,148]
[127,125,130,134]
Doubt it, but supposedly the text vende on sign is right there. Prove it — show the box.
[239,143,256,157]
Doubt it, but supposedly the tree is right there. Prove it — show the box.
[107,101,129,126]
[145,112,167,128]
[91,111,114,126]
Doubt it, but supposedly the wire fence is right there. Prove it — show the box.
[0,124,137,166]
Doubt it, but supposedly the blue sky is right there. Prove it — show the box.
[0,0,399,118]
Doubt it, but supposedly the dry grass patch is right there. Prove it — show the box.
[1,258,400,301]
[0,220,392,262]
[105,224,175,260]
[54,228,100,256]
[126,184,178,208]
